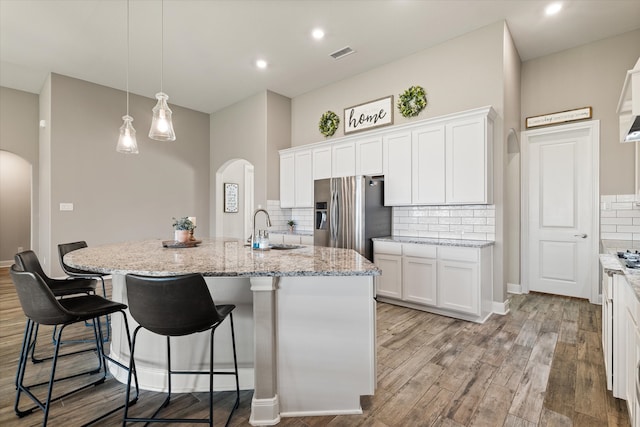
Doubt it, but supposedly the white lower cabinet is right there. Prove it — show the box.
[271,233,314,246]
[374,240,493,323]
[612,273,640,423]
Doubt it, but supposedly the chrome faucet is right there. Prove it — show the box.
[252,208,272,248]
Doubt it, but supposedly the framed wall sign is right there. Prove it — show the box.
[224,183,239,213]
[344,95,394,135]
[526,107,592,129]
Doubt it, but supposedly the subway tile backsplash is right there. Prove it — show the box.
[601,194,640,240]
[393,205,496,241]
[267,201,496,240]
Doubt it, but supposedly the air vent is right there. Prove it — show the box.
[330,46,355,60]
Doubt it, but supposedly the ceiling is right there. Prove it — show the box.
[1,0,639,114]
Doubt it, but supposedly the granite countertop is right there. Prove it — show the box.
[65,238,379,278]
[372,236,494,248]
[600,239,640,301]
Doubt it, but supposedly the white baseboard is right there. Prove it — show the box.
[492,298,510,315]
[0,260,12,268]
[507,282,522,294]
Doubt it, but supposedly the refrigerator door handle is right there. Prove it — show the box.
[330,185,339,243]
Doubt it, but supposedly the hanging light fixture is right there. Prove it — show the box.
[148,0,176,141]
[116,0,139,154]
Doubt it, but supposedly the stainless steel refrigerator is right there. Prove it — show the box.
[314,176,392,261]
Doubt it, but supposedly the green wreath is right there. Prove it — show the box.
[318,111,340,137]
[397,85,427,118]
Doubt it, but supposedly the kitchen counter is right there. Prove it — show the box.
[373,235,495,248]
[65,238,377,425]
[65,237,379,277]
[600,239,640,301]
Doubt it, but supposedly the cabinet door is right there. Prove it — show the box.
[280,153,295,208]
[383,131,412,206]
[374,253,402,299]
[356,137,383,175]
[412,124,445,204]
[445,116,488,204]
[300,235,314,246]
[403,256,437,306]
[332,142,356,177]
[313,147,332,180]
[294,151,313,208]
[437,260,479,315]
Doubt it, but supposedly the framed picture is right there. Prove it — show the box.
[344,95,394,135]
[224,183,239,213]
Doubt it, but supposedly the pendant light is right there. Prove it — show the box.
[116,0,139,154]
[148,0,176,141]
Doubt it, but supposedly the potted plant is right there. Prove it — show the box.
[287,219,296,233]
[172,217,196,243]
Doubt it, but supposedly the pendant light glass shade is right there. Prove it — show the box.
[116,115,139,153]
[117,0,138,154]
[148,92,176,141]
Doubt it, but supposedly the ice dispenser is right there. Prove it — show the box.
[316,201,327,230]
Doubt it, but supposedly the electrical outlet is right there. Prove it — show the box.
[60,202,74,211]
[18,246,23,252]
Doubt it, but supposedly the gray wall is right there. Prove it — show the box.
[290,22,509,303]
[210,90,291,235]
[41,74,210,277]
[521,29,640,196]
[0,87,39,262]
[0,152,31,263]
[503,24,522,290]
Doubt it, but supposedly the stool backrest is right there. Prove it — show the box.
[14,250,54,286]
[9,265,77,325]
[125,273,222,337]
[58,241,89,275]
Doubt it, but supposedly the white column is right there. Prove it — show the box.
[249,276,280,426]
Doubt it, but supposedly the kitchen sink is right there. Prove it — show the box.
[270,244,303,250]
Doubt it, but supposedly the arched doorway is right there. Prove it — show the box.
[214,159,254,239]
[0,150,32,266]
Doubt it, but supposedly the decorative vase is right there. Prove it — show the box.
[174,229,190,243]
[289,225,295,233]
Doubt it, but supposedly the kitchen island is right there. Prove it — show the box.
[65,238,379,425]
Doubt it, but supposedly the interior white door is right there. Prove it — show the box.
[525,123,597,299]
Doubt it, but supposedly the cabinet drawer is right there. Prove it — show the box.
[403,243,437,258]
[283,234,301,245]
[438,246,478,262]
[300,235,314,245]
[374,241,402,256]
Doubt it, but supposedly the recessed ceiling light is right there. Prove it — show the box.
[312,28,325,40]
[545,2,562,15]
[256,59,268,69]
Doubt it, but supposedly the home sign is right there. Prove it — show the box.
[344,96,394,135]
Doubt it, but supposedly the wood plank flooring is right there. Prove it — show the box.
[0,266,630,426]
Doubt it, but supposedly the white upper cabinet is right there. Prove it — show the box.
[332,141,356,177]
[313,146,332,180]
[280,106,495,207]
[356,136,383,175]
[280,149,313,208]
[383,131,413,205]
[412,124,446,204]
[446,115,492,204]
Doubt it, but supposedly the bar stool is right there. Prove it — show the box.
[9,265,139,426]
[123,273,240,426]
[14,250,97,364]
[59,241,111,340]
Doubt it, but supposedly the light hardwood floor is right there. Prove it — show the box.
[0,266,630,426]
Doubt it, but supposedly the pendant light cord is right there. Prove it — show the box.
[126,0,130,116]
[160,0,164,94]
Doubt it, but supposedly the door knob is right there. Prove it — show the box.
[574,233,588,238]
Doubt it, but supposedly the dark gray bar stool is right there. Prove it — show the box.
[123,273,240,426]
[9,265,139,426]
[59,241,111,340]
